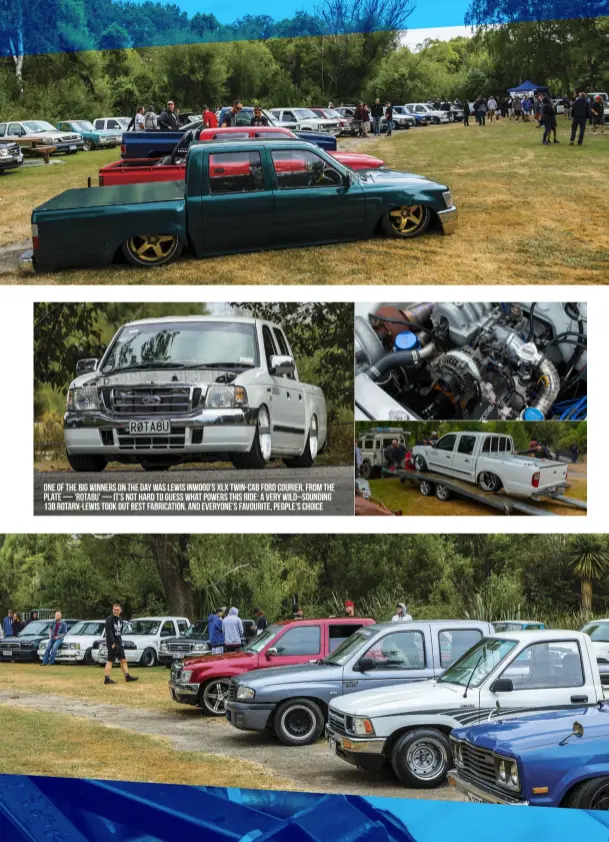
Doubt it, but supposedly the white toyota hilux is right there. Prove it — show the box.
[98,616,190,667]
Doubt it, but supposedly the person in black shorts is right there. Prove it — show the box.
[104,602,139,685]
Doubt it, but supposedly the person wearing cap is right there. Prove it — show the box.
[158,101,180,131]
[392,602,413,622]
[344,601,357,617]
[253,607,268,633]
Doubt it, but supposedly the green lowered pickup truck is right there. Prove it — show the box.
[19,139,457,274]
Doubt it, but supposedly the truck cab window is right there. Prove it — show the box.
[457,435,476,455]
[274,626,321,656]
[209,151,264,195]
[500,641,584,690]
[364,631,425,670]
[262,325,278,370]
[436,434,456,452]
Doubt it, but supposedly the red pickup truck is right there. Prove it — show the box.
[168,617,374,716]
[99,126,384,186]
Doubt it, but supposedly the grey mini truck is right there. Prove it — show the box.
[226,620,493,746]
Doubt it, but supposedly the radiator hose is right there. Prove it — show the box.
[532,357,560,418]
[367,343,436,382]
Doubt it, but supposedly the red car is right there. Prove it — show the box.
[168,616,375,716]
[99,126,384,186]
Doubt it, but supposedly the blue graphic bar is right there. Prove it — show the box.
[1,776,609,842]
[1,0,608,57]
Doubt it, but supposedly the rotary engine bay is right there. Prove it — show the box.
[354,302,587,421]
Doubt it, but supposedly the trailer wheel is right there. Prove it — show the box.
[414,454,428,472]
[563,776,609,810]
[122,234,183,267]
[419,480,434,496]
[478,471,502,493]
[391,729,451,788]
[435,483,451,501]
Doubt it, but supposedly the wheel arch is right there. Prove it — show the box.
[383,723,453,760]
[559,771,609,807]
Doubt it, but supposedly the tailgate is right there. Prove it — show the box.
[536,462,569,489]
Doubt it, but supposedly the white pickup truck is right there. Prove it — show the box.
[411,431,568,498]
[98,616,190,667]
[326,630,606,789]
[36,619,106,664]
[64,316,327,473]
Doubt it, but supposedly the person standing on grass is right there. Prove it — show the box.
[533,95,542,126]
[2,609,13,638]
[462,99,470,126]
[385,102,393,136]
[354,438,363,476]
[158,100,180,131]
[521,96,531,121]
[104,603,139,685]
[570,92,591,145]
[208,607,225,655]
[42,611,67,665]
[541,96,555,145]
[361,102,370,137]
[144,105,158,130]
[571,443,579,463]
[11,613,24,635]
[222,607,244,653]
[487,95,497,122]
[25,611,38,627]
[253,607,268,634]
[513,96,522,121]
[592,96,605,134]
[371,98,383,136]
[134,106,146,131]
[562,95,572,119]
[477,97,487,126]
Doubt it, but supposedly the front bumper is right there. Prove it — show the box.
[0,154,23,169]
[0,649,38,662]
[168,679,201,705]
[226,700,276,731]
[53,140,85,152]
[64,407,258,456]
[37,648,86,662]
[448,769,529,805]
[325,726,387,771]
[437,205,458,235]
[19,248,35,274]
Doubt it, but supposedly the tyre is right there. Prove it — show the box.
[361,460,373,479]
[141,648,157,667]
[83,139,95,151]
[274,699,324,746]
[477,471,502,493]
[230,405,271,470]
[67,453,107,472]
[419,480,434,496]
[83,649,94,665]
[122,234,183,267]
[391,729,452,788]
[200,678,231,716]
[283,415,319,468]
[562,776,609,810]
[414,454,428,472]
[435,483,451,502]
[139,461,176,472]
[382,205,431,239]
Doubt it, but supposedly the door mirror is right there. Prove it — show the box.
[76,358,98,374]
[265,647,278,659]
[342,172,352,189]
[269,354,295,377]
[356,657,375,673]
[490,678,513,693]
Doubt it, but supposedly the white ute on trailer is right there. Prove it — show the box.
[326,630,607,788]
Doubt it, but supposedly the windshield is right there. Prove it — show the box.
[127,621,160,636]
[70,121,94,132]
[19,620,52,636]
[493,622,524,632]
[582,622,609,642]
[438,637,517,688]
[323,628,374,666]
[243,624,283,653]
[23,121,56,133]
[183,620,208,638]
[68,621,104,636]
[294,109,318,120]
[101,321,259,373]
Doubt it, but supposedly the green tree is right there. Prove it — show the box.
[567,535,609,617]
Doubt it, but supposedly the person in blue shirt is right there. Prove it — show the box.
[2,610,14,638]
[42,611,68,665]
[208,607,225,655]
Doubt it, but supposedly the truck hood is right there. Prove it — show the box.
[237,661,342,687]
[357,169,446,190]
[182,651,258,670]
[34,181,185,214]
[453,705,609,754]
[70,367,248,390]
[330,679,463,715]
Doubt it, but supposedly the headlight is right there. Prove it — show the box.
[236,685,255,701]
[452,741,463,767]
[160,642,168,651]
[495,756,519,789]
[68,643,80,650]
[67,386,100,411]
[0,148,9,157]
[353,716,375,736]
[205,385,248,409]
[193,643,208,653]
[498,759,507,782]
[179,670,193,683]
[442,190,453,208]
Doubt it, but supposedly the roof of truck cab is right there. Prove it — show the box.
[121,316,263,327]
[490,629,585,642]
[35,181,185,212]
[191,139,322,154]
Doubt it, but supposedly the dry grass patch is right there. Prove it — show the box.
[2,120,608,284]
[0,705,292,789]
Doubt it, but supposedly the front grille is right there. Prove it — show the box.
[460,743,497,788]
[102,386,194,416]
[116,431,186,451]
[328,710,348,736]
[3,642,20,650]
[61,134,79,142]
[168,642,194,653]
[228,680,238,702]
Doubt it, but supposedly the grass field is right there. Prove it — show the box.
[2,118,608,285]
[0,705,290,788]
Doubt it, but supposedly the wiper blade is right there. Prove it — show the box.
[102,361,189,374]
[191,362,254,369]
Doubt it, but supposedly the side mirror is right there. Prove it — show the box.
[76,358,98,374]
[269,354,295,377]
[356,657,375,673]
[342,172,352,189]
[490,678,513,693]
[265,647,278,659]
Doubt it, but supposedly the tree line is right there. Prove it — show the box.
[1,533,607,626]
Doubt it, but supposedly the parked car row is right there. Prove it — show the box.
[167,620,609,811]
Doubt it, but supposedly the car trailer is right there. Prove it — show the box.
[387,468,587,516]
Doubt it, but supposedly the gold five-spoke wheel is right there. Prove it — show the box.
[383,204,431,239]
[122,234,183,267]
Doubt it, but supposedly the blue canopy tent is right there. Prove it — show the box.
[507,80,549,93]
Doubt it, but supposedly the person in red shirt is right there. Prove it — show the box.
[203,105,218,129]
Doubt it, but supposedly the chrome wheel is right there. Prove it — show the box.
[258,406,272,462]
[414,454,426,472]
[406,737,447,781]
[308,415,319,460]
[419,480,433,496]
[436,484,450,501]
[479,472,500,492]
[203,679,230,715]
[83,139,94,151]
[280,704,316,742]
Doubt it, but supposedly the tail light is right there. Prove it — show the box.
[31,223,39,251]
[120,143,126,154]
[532,472,540,488]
